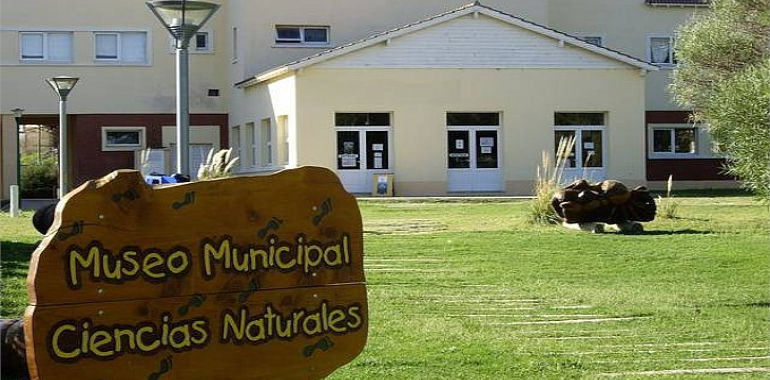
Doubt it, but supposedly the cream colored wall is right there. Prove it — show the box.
[287,68,645,195]
[0,115,18,199]
[236,74,296,173]
[0,0,230,114]
[547,0,704,111]
[228,0,548,83]
[161,126,221,148]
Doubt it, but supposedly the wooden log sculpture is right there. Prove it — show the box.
[551,180,656,225]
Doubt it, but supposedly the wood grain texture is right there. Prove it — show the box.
[26,285,367,380]
[24,167,367,379]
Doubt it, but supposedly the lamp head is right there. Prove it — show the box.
[45,76,79,101]
[146,0,220,47]
[11,108,24,119]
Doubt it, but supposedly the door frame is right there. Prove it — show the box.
[554,125,606,183]
[335,126,393,193]
[446,125,503,192]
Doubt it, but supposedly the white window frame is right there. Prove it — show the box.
[230,125,241,171]
[274,25,330,47]
[648,124,700,158]
[231,27,238,62]
[169,30,213,53]
[19,31,73,62]
[260,118,273,167]
[94,32,120,61]
[193,30,213,52]
[246,122,257,168]
[20,32,45,61]
[93,31,149,65]
[277,115,289,166]
[101,127,146,151]
[647,34,676,68]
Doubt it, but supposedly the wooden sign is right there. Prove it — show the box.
[24,167,367,379]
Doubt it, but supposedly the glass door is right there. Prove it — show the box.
[554,128,605,183]
[336,129,391,193]
[473,129,501,191]
[337,131,360,170]
[447,128,502,192]
[366,131,388,170]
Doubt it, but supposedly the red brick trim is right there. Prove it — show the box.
[21,113,229,187]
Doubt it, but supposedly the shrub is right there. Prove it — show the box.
[20,153,58,198]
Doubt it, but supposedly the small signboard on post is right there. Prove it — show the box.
[24,167,367,379]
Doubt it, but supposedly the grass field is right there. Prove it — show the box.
[1,196,769,378]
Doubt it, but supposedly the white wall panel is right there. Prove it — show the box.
[318,15,625,69]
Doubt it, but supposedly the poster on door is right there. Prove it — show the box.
[479,137,495,147]
[341,154,358,167]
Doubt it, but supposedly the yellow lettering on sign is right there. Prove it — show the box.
[221,308,245,342]
[66,245,191,287]
[51,324,80,359]
[203,239,230,278]
[136,326,160,352]
[201,234,353,278]
[142,252,165,279]
[218,302,364,345]
[68,246,100,288]
[89,331,114,357]
[122,251,139,277]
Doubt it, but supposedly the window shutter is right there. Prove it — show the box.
[21,33,44,59]
[650,37,671,64]
[47,32,72,61]
[121,32,146,63]
[96,34,119,59]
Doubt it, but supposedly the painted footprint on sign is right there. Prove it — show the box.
[147,355,172,380]
[312,198,333,225]
[302,336,334,358]
[178,294,206,316]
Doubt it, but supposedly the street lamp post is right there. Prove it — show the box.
[146,0,220,177]
[45,76,79,198]
[11,108,24,192]
[10,108,24,215]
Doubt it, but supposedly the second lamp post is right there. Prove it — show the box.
[45,76,79,198]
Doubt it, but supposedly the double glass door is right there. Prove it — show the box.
[336,129,390,193]
[447,128,502,192]
[554,128,605,183]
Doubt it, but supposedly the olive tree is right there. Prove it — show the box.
[670,0,770,200]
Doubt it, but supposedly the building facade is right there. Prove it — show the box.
[0,0,731,198]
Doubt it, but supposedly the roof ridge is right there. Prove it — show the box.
[236,2,656,88]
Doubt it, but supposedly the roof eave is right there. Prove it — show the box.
[238,3,658,88]
[235,67,292,89]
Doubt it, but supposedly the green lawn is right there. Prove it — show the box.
[2,197,769,378]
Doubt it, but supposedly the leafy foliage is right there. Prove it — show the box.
[20,153,57,198]
[671,0,770,200]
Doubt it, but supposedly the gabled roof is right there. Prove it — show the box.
[236,2,658,88]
